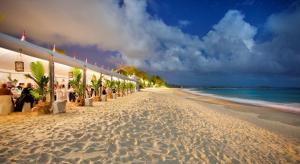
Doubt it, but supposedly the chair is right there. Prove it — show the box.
[53,100,67,114]
[101,95,107,102]
[0,95,14,115]
[85,98,93,106]
[22,102,32,112]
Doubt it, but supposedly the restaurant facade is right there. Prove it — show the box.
[0,32,138,108]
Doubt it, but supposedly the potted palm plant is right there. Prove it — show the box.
[115,81,121,97]
[126,83,131,95]
[91,74,102,101]
[104,79,110,99]
[128,83,136,93]
[110,80,117,99]
[69,68,84,106]
[105,79,115,99]
[25,61,50,114]
[120,81,126,96]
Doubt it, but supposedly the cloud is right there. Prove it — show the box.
[195,8,300,75]
[178,20,191,27]
[0,0,201,71]
[0,0,299,85]
[258,7,300,75]
[198,10,257,73]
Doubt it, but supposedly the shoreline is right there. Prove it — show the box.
[177,88,300,139]
[181,88,300,114]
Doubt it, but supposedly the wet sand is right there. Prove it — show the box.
[180,89,300,139]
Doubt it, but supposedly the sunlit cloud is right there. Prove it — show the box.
[0,0,299,81]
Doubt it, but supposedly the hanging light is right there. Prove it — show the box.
[20,31,26,41]
[15,49,24,72]
[52,44,56,52]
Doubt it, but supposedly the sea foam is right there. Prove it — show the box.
[182,88,300,114]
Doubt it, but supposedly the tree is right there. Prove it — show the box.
[150,75,165,87]
[69,68,84,105]
[115,65,166,88]
[25,61,49,102]
[91,74,103,96]
[120,81,126,96]
[128,82,136,93]
[115,80,121,96]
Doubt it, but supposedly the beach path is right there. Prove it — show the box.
[0,88,299,163]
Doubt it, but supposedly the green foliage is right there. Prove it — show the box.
[150,75,165,87]
[120,81,126,92]
[115,80,121,93]
[69,68,84,97]
[7,76,18,85]
[126,83,131,90]
[30,90,41,100]
[116,65,165,88]
[104,79,110,88]
[110,80,116,89]
[128,82,136,92]
[24,61,49,101]
[105,79,116,89]
[91,74,103,96]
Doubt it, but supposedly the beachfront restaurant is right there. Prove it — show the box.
[0,32,137,115]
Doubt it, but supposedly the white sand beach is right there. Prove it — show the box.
[0,88,300,163]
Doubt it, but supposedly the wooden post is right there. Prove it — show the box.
[82,66,87,106]
[49,53,55,106]
[100,73,103,98]
[136,81,139,92]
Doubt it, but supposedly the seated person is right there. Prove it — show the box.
[86,86,94,98]
[68,84,76,102]
[15,83,34,112]
[17,85,23,90]
[61,84,68,100]
[102,87,107,95]
[56,85,67,101]
[0,83,13,95]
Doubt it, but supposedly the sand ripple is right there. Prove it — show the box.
[0,88,299,163]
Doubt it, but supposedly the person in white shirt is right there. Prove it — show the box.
[55,85,63,101]
[61,84,68,100]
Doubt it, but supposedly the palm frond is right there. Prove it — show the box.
[30,61,45,83]
[24,61,49,101]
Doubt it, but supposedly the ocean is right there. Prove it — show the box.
[185,88,300,113]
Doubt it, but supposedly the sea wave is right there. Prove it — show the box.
[182,88,300,114]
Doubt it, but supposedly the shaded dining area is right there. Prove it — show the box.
[0,32,138,115]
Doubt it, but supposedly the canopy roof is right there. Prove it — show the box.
[0,32,137,82]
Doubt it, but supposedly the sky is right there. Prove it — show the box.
[0,0,300,87]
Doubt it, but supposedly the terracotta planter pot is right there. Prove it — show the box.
[101,95,107,101]
[108,91,113,99]
[93,96,100,101]
[76,97,84,106]
[32,101,51,115]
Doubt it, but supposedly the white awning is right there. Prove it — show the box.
[0,32,137,83]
